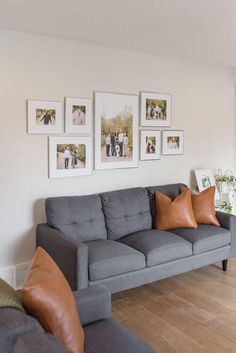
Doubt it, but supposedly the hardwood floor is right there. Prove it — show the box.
[112,259,236,353]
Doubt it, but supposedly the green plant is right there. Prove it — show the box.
[214,169,236,193]
[219,201,233,214]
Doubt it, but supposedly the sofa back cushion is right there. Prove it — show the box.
[46,195,107,241]
[101,187,152,240]
[146,183,186,226]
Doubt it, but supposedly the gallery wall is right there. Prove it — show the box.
[0,29,235,269]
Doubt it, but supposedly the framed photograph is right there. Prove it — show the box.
[194,169,215,192]
[140,92,171,127]
[162,130,184,155]
[49,136,92,178]
[94,92,138,170]
[65,97,92,134]
[140,130,161,160]
[27,100,63,133]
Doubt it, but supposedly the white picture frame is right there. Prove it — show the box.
[162,130,184,155]
[27,100,63,134]
[94,92,139,170]
[194,169,215,192]
[140,130,161,160]
[49,136,92,178]
[140,92,171,127]
[65,97,92,134]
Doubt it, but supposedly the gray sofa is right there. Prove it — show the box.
[37,183,236,293]
[0,285,156,353]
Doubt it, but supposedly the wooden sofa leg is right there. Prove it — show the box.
[222,259,228,271]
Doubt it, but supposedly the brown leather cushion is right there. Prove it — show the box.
[191,186,220,226]
[155,188,198,231]
[21,247,84,353]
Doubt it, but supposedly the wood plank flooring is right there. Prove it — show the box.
[112,259,236,353]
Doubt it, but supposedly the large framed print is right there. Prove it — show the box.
[65,97,92,134]
[49,136,92,178]
[140,130,161,160]
[140,92,171,127]
[94,92,138,170]
[162,130,184,155]
[27,100,63,133]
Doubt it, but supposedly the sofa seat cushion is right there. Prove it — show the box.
[119,229,192,267]
[84,318,156,353]
[86,240,146,281]
[170,225,231,255]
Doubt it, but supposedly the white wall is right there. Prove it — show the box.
[0,30,235,269]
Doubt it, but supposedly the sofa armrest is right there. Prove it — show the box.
[36,224,88,290]
[73,285,111,326]
[216,211,236,257]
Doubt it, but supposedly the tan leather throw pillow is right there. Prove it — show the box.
[22,247,84,353]
[155,188,198,231]
[190,186,220,226]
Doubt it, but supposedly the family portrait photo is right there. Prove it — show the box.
[65,97,91,133]
[72,105,86,126]
[140,130,161,160]
[49,137,92,178]
[167,136,180,149]
[104,131,129,159]
[56,144,86,170]
[27,100,62,133]
[95,92,138,170]
[140,92,171,127]
[146,136,156,154]
[36,109,56,125]
[162,130,184,155]
[146,99,166,121]
[201,175,212,188]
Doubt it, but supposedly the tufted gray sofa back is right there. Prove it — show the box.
[46,195,107,241]
[100,187,152,240]
[45,184,186,242]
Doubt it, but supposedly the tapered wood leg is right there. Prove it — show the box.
[222,259,228,271]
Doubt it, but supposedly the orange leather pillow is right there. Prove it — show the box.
[155,188,198,231]
[191,186,220,226]
[22,247,84,353]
